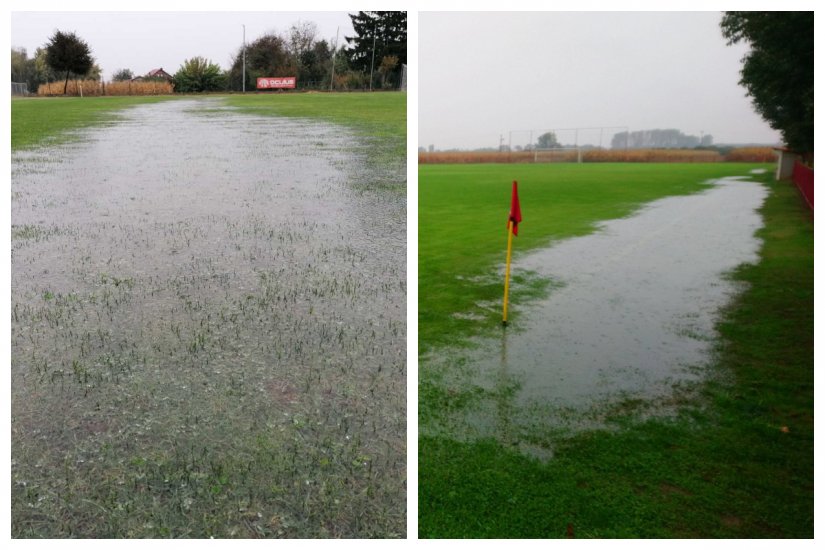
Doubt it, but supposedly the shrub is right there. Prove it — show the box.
[172,57,225,93]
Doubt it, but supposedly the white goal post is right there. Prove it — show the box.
[533,147,583,163]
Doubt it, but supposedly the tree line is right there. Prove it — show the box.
[610,129,713,150]
[11,11,406,94]
[721,11,812,156]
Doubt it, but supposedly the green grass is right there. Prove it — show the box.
[11,96,175,151]
[419,162,773,351]
[418,168,813,537]
[223,92,406,166]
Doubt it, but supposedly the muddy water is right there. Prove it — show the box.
[422,178,767,453]
[11,99,405,537]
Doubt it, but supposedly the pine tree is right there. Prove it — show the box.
[345,12,407,89]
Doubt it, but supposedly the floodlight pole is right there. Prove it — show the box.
[329,26,339,92]
[369,24,377,92]
[242,24,246,93]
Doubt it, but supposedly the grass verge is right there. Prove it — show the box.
[418,172,813,537]
[11,96,175,151]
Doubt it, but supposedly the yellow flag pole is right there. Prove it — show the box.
[502,220,515,325]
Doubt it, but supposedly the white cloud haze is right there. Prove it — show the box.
[419,11,781,149]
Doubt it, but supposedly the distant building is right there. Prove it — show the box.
[132,68,173,82]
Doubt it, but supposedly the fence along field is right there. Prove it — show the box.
[418,147,777,164]
[38,79,173,96]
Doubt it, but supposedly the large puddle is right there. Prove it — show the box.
[11,99,405,537]
[421,178,767,456]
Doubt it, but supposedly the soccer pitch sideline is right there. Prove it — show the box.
[418,161,813,538]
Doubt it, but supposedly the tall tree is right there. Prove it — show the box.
[345,11,407,88]
[21,47,59,93]
[228,33,295,91]
[44,30,94,94]
[536,132,560,149]
[11,47,28,83]
[720,12,813,155]
[297,39,333,87]
[288,21,318,59]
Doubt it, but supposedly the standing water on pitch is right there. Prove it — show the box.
[420,177,767,454]
[11,98,406,537]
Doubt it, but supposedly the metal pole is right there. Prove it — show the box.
[329,27,339,92]
[242,24,246,93]
[369,24,377,91]
[502,220,515,325]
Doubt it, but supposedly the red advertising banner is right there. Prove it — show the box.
[792,161,814,210]
[256,77,297,89]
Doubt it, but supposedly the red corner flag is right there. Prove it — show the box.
[508,180,522,235]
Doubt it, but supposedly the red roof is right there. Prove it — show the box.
[144,68,173,79]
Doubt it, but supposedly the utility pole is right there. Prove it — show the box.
[369,23,377,91]
[329,26,339,92]
[242,24,246,93]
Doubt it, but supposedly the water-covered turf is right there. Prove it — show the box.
[12,98,406,538]
[419,165,813,537]
[421,177,767,450]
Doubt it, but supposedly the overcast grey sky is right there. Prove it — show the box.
[10,11,355,80]
[419,11,782,149]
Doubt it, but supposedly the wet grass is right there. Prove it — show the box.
[419,162,773,352]
[418,170,813,537]
[12,99,405,538]
[222,92,406,186]
[11,96,176,150]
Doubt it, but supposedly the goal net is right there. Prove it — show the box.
[505,126,629,163]
[11,82,28,96]
[533,147,582,163]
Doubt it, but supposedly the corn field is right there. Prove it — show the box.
[38,80,174,97]
[419,147,777,164]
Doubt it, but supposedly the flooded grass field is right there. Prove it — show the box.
[417,165,814,537]
[11,98,406,538]
[419,173,812,538]
[421,177,768,452]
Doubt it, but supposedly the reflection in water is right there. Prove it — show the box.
[495,327,511,446]
[422,178,767,458]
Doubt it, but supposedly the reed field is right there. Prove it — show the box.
[418,163,813,537]
[418,147,776,164]
[12,93,406,538]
